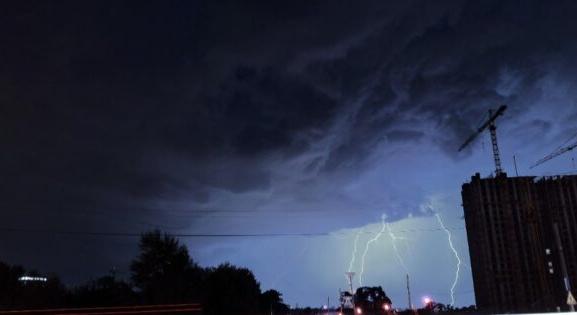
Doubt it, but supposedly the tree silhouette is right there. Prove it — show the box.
[259,289,289,315]
[0,261,25,308]
[1,231,293,312]
[130,230,202,304]
[70,275,136,307]
[202,263,261,315]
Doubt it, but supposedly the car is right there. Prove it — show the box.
[339,286,395,315]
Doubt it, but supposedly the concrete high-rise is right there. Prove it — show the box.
[462,173,577,313]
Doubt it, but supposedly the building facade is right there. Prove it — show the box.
[535,176,577,308]
[462,173,577,313]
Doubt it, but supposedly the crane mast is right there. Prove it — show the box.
[488,111,503,175]
[458,105,507,176]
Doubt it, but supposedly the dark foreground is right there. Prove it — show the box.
[0,304,201,315]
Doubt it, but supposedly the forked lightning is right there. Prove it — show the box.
[435,212,462,306]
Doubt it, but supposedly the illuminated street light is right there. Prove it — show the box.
[422,296,432,306]
[18,276,47,282]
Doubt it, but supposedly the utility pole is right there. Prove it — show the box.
[553,223,574,312]
[406,274,413,310]
[513,155,519,176]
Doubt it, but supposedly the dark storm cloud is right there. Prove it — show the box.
[0,2,341,213]
[5,0,575,208]
[510,119,552,136]
[0,2,354,279]
[303,0,577,166]
[2,0,577,282]
[386,130,424,142]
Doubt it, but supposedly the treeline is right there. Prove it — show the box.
[0,230,289,315]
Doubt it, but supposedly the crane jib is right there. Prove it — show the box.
[458,105,507,152]
[477,105,507,133]
[457,105,507,176]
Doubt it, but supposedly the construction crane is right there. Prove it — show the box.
[530,138,577,169]
[458,105,508,176]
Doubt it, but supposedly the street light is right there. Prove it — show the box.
[422,296,433,306]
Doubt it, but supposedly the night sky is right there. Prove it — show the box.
[2,0,577,308]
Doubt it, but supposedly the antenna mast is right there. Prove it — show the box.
[406,274,413,310]
[345,272,355,295]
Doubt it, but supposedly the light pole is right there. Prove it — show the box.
[553,223,574,312]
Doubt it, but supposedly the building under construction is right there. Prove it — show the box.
[462,173,577,313]
[457,104,577,312]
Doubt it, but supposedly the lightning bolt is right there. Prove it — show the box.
[385,222,409,274]
[435,213,461,306]
[359,215,387,287]
[348,228,363,272]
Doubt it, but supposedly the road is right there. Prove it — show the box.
[0,304,202,315]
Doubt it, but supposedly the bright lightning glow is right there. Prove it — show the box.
[385,221,409,274]
[435,213,461,306]
[348,228,363,272]
[359,215,387,287]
